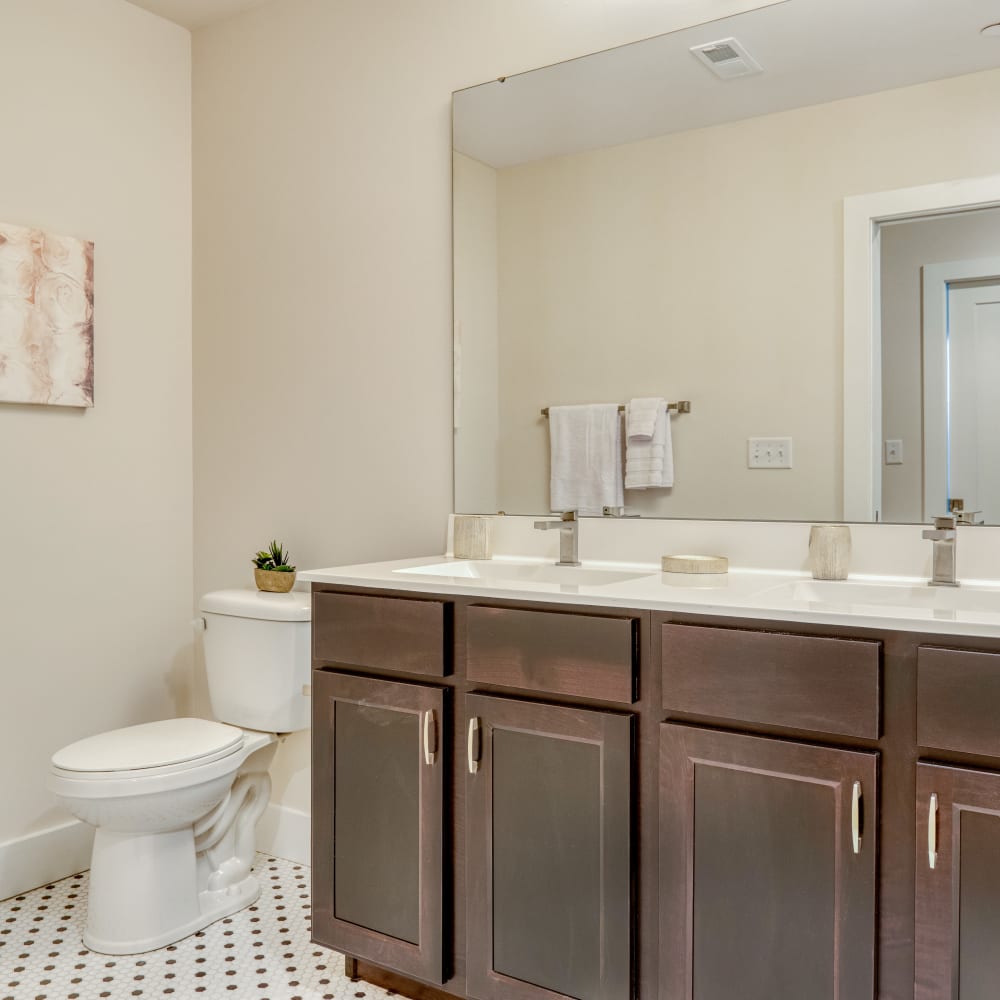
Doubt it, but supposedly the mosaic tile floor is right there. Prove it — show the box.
[0,855,395,1000]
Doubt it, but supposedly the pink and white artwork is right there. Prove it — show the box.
[0,222,94,407]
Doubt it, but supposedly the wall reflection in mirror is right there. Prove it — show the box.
[880,210,1000,525]
[452,0,1000,523]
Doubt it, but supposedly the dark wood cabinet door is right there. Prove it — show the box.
[312,670,446,984]
[659,724,878,1000]
[916,762,1000,1000]
[466,694,633,1000]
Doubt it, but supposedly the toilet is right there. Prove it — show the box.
[48,588,311,955]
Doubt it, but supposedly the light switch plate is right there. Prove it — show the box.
[748,437,793,469]
[885,439,903,465]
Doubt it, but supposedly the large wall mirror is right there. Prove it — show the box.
[452,0,1000,523]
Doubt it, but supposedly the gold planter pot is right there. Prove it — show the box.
[254,568,297,593]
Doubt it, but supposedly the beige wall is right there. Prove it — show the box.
[4,0,996,883]
[0,0,192,882]
[192,0,784,821]
[487,67,1000,521]
[880,209,1000,523]
[454,153,499,513]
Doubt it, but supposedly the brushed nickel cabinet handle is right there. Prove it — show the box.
[423,710,437,766]
[851,780,862,855]
[468,717,481,774]
[928,792,938,870]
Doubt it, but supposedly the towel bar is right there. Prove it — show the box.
[540,400,691,417]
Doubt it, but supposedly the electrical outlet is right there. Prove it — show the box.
[885,439,903,465]
[748,437,793,469]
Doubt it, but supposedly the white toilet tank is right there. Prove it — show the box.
[199,589,312,733]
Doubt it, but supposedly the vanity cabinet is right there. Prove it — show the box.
[658,621,881,1000]
[915,763,1000,1000]
[311,669,447,984]
[659,724,878,1000]
[465,693,633,1000]
[311,588,642,1000]
[914,645,1000,1000]
[310,582,1000,1000]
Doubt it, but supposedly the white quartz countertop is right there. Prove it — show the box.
[300,555,1000,639]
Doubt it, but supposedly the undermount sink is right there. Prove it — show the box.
[394,559,655,587]
[756,578,1000,616]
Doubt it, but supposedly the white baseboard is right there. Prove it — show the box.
[256,802,310,867]
[0,819,94,901]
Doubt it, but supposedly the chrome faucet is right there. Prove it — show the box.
[922,515,959,587]
[533,511,580,566]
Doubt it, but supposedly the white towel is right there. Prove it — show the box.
[626,397,663,440]
[625,402,674,489]
[628,457,664,473]
[549,404,624,515]
[660,408,674,487]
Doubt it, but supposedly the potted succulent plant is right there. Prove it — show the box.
[252,540,297,593]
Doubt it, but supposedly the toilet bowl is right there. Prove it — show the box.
[48,588,311,954]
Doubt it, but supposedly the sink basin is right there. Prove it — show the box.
[394,559,654,587]
[756,579,1000,617]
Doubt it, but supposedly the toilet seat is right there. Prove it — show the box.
[50,719,249,800]
[52,718,244,777]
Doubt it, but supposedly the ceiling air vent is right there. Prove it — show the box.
[689,37,763,80]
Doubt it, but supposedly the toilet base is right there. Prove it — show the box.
[80,763,272,955]
[83,868,261,955]
[51,730,279,956]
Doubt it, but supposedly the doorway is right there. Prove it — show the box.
[876,210,1000,523]
[926,271,1000,523]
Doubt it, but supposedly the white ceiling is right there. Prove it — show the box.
[454,0,1000,167]
[126,0,267,30]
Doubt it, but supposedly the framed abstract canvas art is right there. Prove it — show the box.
[0,222,94,407]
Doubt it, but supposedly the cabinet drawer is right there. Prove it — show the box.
[918,646,1000,757]
[466,605,638,704]
[661,623,881,739]
[313,591,446,676]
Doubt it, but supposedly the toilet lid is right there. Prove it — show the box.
[52,718,244,774]
[200,588,311,621]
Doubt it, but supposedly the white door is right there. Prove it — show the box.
[947,279,1000,524]
[923,258,1000,522]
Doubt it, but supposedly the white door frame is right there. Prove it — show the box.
[842,174,1000,522]
[922,258,1000,521]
